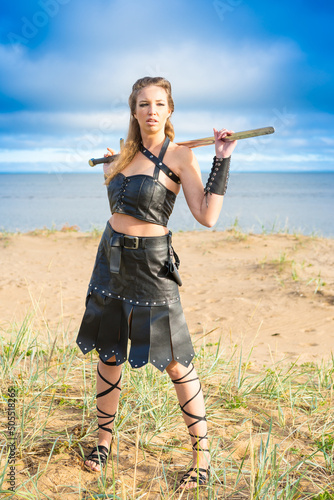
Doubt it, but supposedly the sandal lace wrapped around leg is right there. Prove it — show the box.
[96,359,121,436]
[85,359,120,471]
[172,365,210,487]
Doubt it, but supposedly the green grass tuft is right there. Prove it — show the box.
[0,314,334,498]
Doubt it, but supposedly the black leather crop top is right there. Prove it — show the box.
[107,137,181,227]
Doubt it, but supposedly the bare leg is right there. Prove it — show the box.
[166,361,210,489]
[85,357,122,471]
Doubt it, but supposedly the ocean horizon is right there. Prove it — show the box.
[1,172,333,237]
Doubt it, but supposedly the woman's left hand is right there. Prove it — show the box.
[214,128,237,158]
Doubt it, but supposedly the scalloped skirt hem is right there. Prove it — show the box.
[76,292,195,372]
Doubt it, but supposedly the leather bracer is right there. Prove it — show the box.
[204,156,231,197]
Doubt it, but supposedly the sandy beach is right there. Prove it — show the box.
[1,228,333,365]
[1,228,334,498]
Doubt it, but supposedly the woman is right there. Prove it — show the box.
[76,76,237,488]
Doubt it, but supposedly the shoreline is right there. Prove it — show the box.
[1,172,334,237]
[1,229,333,366]
[1,223,333,239]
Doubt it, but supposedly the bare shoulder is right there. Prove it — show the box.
[169,142,193,158]
[168,142,197,172]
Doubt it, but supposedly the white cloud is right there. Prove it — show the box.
[0,148,69,163]
[320,137,334,146]
[234,152,333,163]
[0,35,304,112]
[0,3,333,172]
[0,110,129,134]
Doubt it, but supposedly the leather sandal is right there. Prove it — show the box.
[85,359,121,471]
[84,444,110,471]
[172,365,210,487]
[180,466,210,487]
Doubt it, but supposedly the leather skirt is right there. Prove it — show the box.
[76,221,195,372]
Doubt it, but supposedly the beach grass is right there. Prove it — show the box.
[1,313,334,499]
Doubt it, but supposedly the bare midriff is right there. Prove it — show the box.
[110,213,169,237]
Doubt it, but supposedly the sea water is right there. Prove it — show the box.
[0,173,333,237]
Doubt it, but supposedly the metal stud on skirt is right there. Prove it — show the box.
[76,222,195,372]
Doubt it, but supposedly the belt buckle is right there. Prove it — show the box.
[124,236,139,249]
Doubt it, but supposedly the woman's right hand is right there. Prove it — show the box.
[103,148,116,177]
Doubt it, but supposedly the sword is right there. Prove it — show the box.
[88,126,275,166]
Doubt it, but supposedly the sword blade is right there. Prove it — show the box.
[176,126,275,148]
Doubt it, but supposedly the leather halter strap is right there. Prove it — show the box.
[140,137,181,185]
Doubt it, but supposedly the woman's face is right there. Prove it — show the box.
[134,85,171,135]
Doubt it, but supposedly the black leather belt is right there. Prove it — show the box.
[120,234,165,249]
[109,231,170,274]
[122,235,141,249]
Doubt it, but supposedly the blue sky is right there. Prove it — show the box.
[0,0,333,173]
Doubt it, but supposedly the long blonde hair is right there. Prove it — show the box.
[106,77,175,184]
